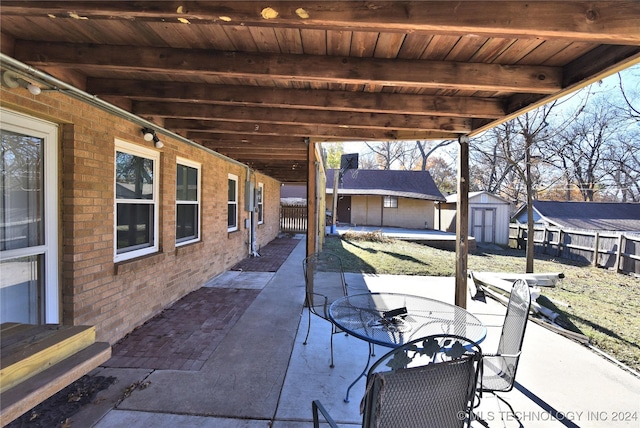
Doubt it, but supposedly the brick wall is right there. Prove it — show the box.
[1,88,281,344]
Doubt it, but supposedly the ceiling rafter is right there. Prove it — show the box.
[132,102,472,133]
[86,78,507,118]
[3,2,640,44]
[14,41,562,94]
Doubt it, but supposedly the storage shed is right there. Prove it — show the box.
[437,191,512,246]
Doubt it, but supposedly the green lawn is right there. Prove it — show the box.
[323,233,640,372]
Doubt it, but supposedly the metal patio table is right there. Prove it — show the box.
[329,292,487,402]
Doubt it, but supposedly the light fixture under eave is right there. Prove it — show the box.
[141,127,155,141]
[141,127,164,148]
[1,70,41,95]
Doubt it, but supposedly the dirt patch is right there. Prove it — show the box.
[7,375,115,428]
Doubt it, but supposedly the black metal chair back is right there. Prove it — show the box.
[302,251,348,367]
[481,279,531,393]
[313,334,482,428]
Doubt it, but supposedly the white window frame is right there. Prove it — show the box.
[114,139,159,262]
[227,173,238,232]
[257,182,264,224]
[383,195,398,208]
[176,157,201,246]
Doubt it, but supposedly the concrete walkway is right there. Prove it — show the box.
[70,238,639,427]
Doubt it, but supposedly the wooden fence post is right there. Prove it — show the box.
[593,232,600,267]
[615,234,624,273]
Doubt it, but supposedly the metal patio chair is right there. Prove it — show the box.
[313,334,482,428]
[478,278,531,425]
[302,251,348,368]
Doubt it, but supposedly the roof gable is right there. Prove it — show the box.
[446,191,511,204]
[326,169,445,201]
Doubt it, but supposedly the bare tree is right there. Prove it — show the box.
[364,141,406,169]
[546,99,621,201]
[414,140,455,171]
[471,105,557,272]
[617,70,640,120]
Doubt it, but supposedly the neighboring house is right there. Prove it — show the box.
[280,183,307,206]
[437,191,512,246]
[511,201,640,233]
[1,91,281,345]
[326,169,445,229]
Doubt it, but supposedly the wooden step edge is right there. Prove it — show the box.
[0,342,111,427]
[1,326,96,393]
[2,325,95,362]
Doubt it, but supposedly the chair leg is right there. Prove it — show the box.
[493,392,524,428]
[303,306,312,346]
[329,332,335,368]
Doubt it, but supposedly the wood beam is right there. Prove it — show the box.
[87,78,506,119]
[4,2,640,44]
[133,102,472,133]
[199,139,305,148]
[15,41,562,94]
[214,151,308,160]
[184,125,456,142]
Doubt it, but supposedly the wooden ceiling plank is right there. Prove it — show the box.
[373,32,405,59]
[327,30,352,56]
[132,101,472,133]
[89,79,506,118]
[16,41,562,93]
[3,2,639,44]
[300,28,326,56]
[273,27,303,54]
[420,34,460,61]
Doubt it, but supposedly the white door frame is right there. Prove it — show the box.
[1,108,59,323]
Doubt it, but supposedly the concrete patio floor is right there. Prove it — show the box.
[70,237,639,428]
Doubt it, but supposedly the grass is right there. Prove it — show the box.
[324,233,640,372]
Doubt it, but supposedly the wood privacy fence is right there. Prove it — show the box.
[280,204,308,233]
[509,224,640,276]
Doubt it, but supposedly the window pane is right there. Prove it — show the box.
[228,178,236,202]
[116,203,153,251]
[176,204,198,241]
[0,255,43,324]
[116,152,154,200]
[228,204,237,228]
[1,130,44,250]
[384,196,398,208]
[176,164,198,201]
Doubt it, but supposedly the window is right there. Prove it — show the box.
[114,140,159,262]
[383,196,398,208]
[228,174,238,232]
[176,158,201,245]
[257,182,264,224]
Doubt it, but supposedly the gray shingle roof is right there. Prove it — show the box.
[326,169,445,201]
[519,201,640,232]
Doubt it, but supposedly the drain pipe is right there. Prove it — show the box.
[0,53,249,170]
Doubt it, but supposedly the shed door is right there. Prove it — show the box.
[336,196,351,225]
[1,109,59,324]
[472,208,496,244]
